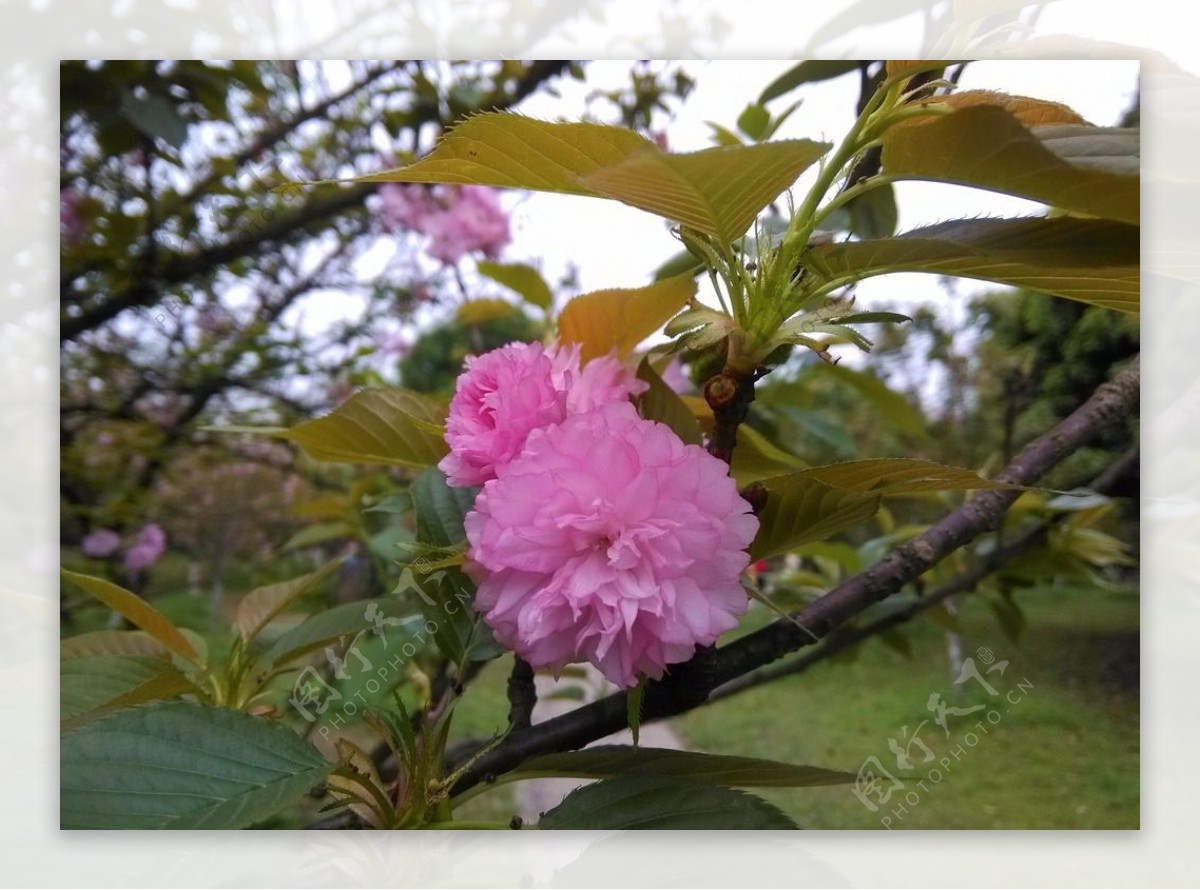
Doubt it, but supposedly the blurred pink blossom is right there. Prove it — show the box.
[60,188,86,245]
[124,523,167,573]
[465,401,758,688]
[378,183,510,264]
[81,528,121,558]
[660,357,691,394]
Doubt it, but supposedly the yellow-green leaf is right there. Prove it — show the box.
[235,559,345,642]
[477,260,554,311]
[60,570,201,665]
[920,90,1088,126]
[881,105,1138,224]
[359,114,654,194]
[794,458,1013,495]
[751,478,880,560]
[580,139,831,243]
[558,274,697,363]
[456,298,516,325]
[815,217,1139,314]
[751,459,1012,559]
[359,113,831,243]
[61,630,169,661]
[730,425,808,485]
[279,387,448,469]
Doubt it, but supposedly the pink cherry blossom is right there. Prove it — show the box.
[425,185,511,264]
[123,523,167,573]
[465,401,758,688]
[439,342,647,488]
[377,183,510,264]
[81,528,121,558]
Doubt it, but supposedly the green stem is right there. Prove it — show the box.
[810,173,898,233]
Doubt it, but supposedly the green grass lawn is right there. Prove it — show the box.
[675,583,1139,829]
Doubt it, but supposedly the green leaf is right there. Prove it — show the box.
[878,628,913,659]
[408,469,497,663]
[235,559,344,642]
[60,570,201,666]
[736,103,771,140]
[61,630,169,661]
[989,596,1026,643]
[751,459,1011,559]
[730,424,809,485]
[581,139,832,243]
[476,260,554,312]
[281,520,354,551]
[120,90,188,149]
[796,458,1014,496]
[360,114,655,194]
[259,599,421,670]
[924,601,963,633]
[652,247,705,282]
[538,775,799,829]
[278,387,448,469]
[751,477,880,560]
[881,106,1138,224]
[410,468,477,548]
[513,745,857,788]
[455,298,516,325]
[758,61,860,104]
[61,656,198,726]
[61,702,331,829]
[558,274,697,362]
[636,359,702,446]
[815,217,1139,314]
[811,364,930,442]
[844,182,898,239]
[360,113,830,242]
[626,679,645,747]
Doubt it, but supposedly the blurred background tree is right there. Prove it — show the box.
[59,59,696,609]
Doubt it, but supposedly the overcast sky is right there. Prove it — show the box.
[508,60,1138,326]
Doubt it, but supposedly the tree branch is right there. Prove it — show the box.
[446,357,1140,795]
[708,444,1140,703]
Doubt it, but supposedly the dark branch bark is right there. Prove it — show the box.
[506,658,536,731]
[446,358,1140,795]
[708,444,1140,702]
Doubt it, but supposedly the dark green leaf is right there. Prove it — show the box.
[758,61,861,104]
[636,359,703,445]
[60,656,196,724]
[989,596,1026,643]
[61,702,330,829]
[411,468,477,548]
[120,90,188,149]
[259,599,421,670]
[538,775,799,829]
[514,745,857,787]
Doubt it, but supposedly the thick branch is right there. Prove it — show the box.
[709,444,1140,702]
[447,357,1140,794]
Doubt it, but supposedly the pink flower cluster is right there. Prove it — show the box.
[440,342,758,688]
[124,523,167,573]
[379,183,510,265]
[80,523,168,574]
